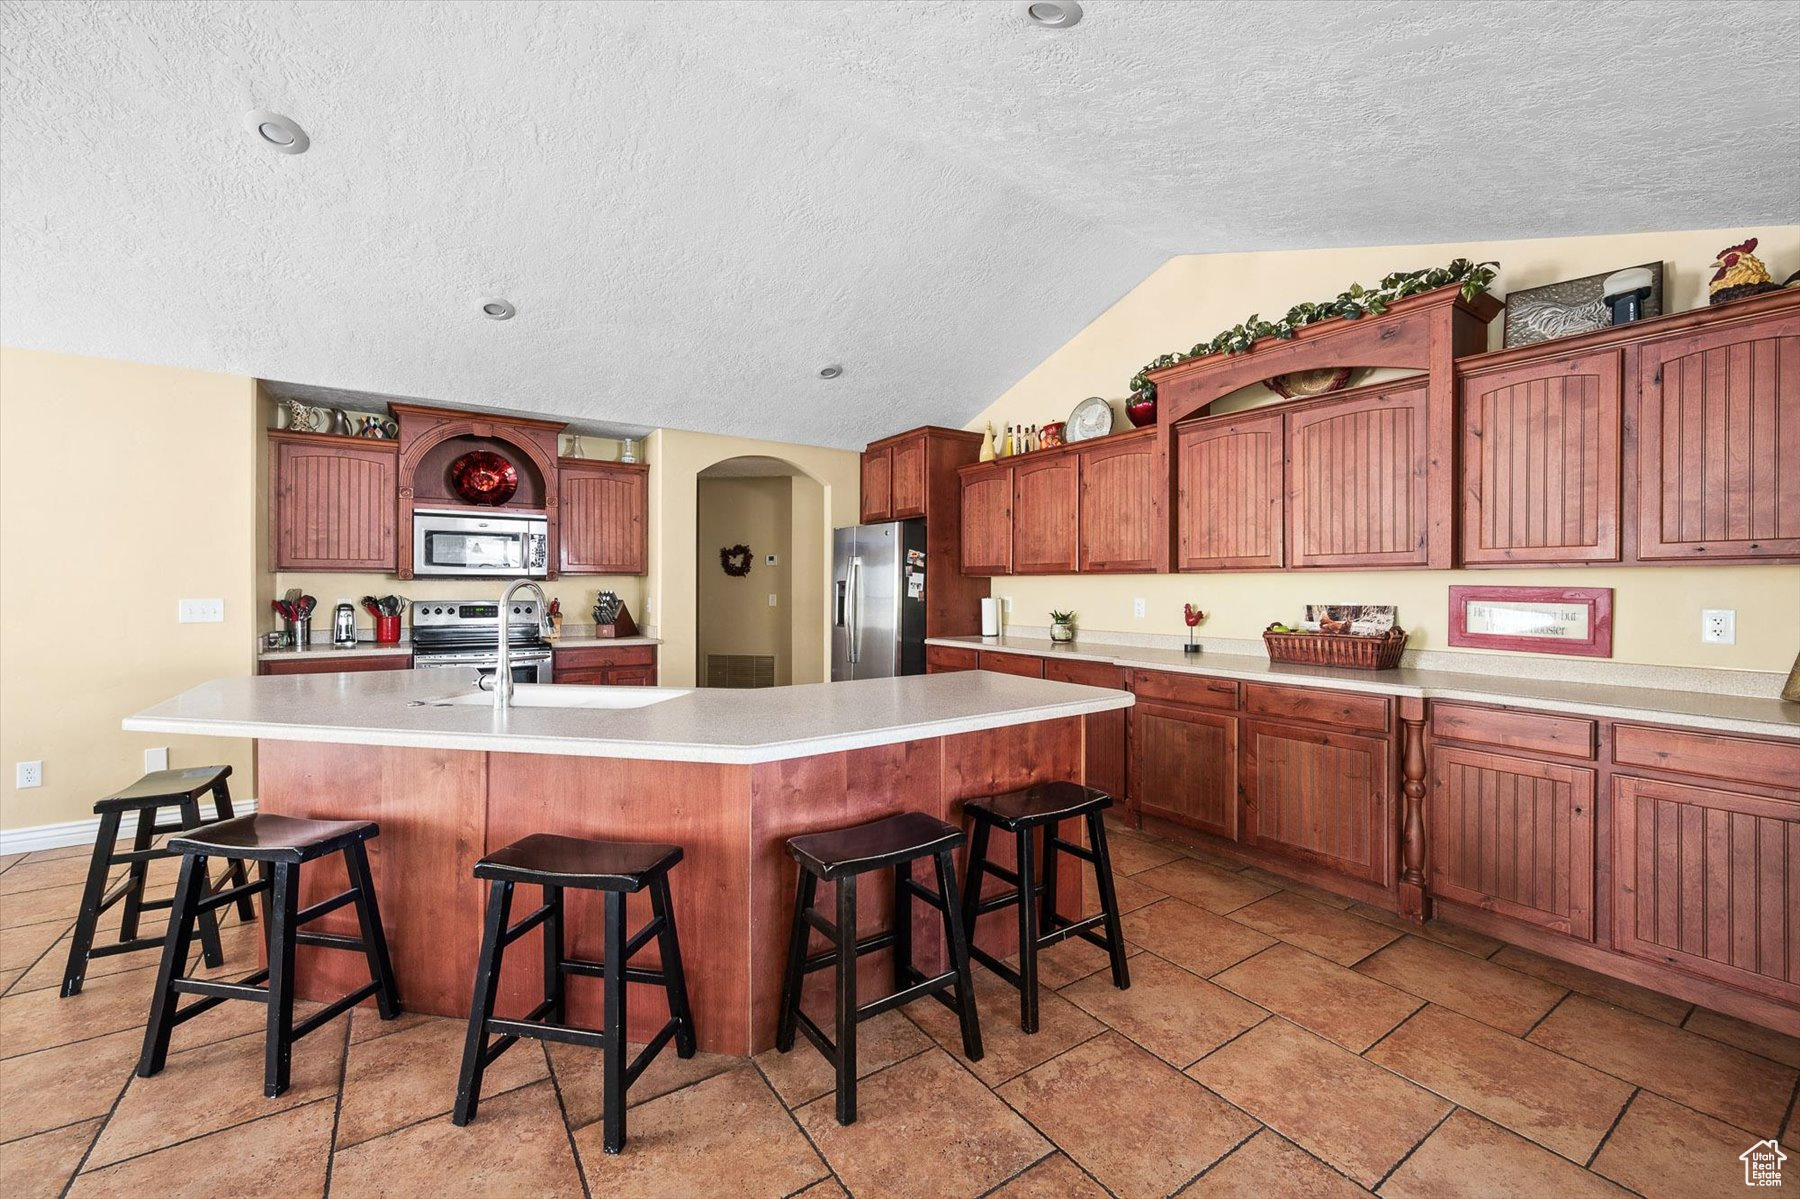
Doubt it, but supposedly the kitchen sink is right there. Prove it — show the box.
[414,685,690,710]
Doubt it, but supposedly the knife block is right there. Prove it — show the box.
[594,601,639,639]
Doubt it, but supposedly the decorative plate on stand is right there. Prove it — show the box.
[449,450,519,505]
[1065,396,1115,442]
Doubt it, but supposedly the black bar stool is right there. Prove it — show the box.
[454,833,696,1155]
[61,766,256,998]
[776,811,983,1126]
[962,782,1131,1033]
[137,814,401,1097]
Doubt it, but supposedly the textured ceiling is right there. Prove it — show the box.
[3,1,1795,448]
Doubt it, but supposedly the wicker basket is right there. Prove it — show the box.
[1263,626,1407,670]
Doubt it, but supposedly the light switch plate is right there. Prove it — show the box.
[1001,596,1013,616]
[1133,598,1147,619]
[144,747,169,773]
[16,761,42,789]
[1701,609,1736,644]
[768,593,778,607]
[178,598,225,623]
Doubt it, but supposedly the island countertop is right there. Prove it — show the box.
[123,668,1134,764]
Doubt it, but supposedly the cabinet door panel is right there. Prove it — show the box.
[1288,383,1430,567]
[926,645,980,673]
[1044,659,1127,802]
[1429,747,1594,939]
[1460,350,1622,564]
[860,447,894,523]
[959,465,1013,575]
[559,463,647,575]
[1612,775,1799,1004]
[979,651,1044,678]
[890,436,926,519]
[1177,413,1284,570]
[1636,314,1800,559]
[1131,703,1239,839]
[1013,454,1080,574]
[1243,720,1392,886]
[272,438,398,572]
[1079,436,1156,572]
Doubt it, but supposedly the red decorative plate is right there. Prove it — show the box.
[450,450,518,505]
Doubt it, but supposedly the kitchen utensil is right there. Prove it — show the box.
[1064,396,1114,442]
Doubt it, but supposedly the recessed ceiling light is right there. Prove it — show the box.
[481,299,516,321]
[1021,0,1082,28]
[242,109,309,154]
[817,364,843,379]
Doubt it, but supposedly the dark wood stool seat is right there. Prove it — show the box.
[61,766,256,998]
[137,814,401,1098]
[776,811,983,1126]
[455,834,696,1155]
[963,783,1130,1034]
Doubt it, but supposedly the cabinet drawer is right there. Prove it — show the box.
[1243,683,1389,733]
[607,667,655,686]
[1430,703,1596,760]
[979,651,1045,678]
[926,645,980,673]
[1043,659,1125,689]
[1130,670,1239,711]
[554,645,656,670]
[1613,724,1800,793]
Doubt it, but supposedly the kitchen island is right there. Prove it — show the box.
[125,670,1134,1053]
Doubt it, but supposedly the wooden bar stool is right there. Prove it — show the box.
[962,782,1131,1033]
[454,834,696,1155]
[62,766,256,998]
[776,811,983,1126]
[137,814,402,1097]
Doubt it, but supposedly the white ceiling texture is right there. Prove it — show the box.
[3,1,1796,449]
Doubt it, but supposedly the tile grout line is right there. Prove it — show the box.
[53,1098,117,1199]
[321,1017,351,1197]
[746,1055,840,1198]
[1369,1103,1458,1191]
[970,1149,1060,1199]
[1518,988,1574,1039]
[67,1092,338,1182]
[542,1040,594,1199]
[1584,1086,1641,1170]
[1166,1123,1263,1195]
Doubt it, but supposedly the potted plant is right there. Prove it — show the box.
[1049,609,1077,643]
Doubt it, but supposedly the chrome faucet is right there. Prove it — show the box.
[483,578,547,711]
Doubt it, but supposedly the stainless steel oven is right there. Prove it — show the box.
[409,600,552,684]
[412,509,549,578]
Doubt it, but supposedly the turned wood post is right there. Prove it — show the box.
[1398,698,1430,923]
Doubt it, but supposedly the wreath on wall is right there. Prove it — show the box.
[719,544,753,577]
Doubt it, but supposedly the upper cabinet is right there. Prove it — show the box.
[957,428,1156,577]
[269,432,399,572]
[889,435,927,518]
[860,446,894,523]
[1459,349,1622,564]
[857,426,985,635]
[1176,412,1284,571]
[959,461,1013,576]
[859,429,930,522]
[1288,382,1430,568]
[1011,453,1079,574]
[1634,307,1800,561]
[1078,431,1156,572]
[558,460,648,575]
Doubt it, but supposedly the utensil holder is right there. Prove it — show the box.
[374,614,402,644]
[286,618,313,649]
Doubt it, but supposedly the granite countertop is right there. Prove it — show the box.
[928,634,1800,740]
[257,641,414,662]
[124,670,1133,765]
[550,635,661,650]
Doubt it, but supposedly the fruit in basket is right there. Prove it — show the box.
[1266,622,1294,633]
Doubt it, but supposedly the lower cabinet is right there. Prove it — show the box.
[1242,720,1392,887]
[260,654,412,676]
[552,645,657,685]
[1130,702,1238,839]
[925,644,979,673]
[978,651,1044,678]
[1042,658,1127,804]
[1428,746,1595,939]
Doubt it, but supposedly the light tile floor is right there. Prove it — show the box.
[1,823,1795,1198]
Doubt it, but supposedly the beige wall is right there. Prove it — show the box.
[1,348,259,831]
[696,477,793,683]
[968,226,1800,673]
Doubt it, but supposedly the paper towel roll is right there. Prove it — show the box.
[980,597,1000,638]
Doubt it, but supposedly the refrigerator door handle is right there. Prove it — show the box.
[834,579,848,628]
[848,558,861,664]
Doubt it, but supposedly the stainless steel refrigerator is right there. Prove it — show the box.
[831,521,928,680]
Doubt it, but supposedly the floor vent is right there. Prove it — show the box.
[706,654,776,688]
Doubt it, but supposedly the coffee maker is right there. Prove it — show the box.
[332,601,358,648]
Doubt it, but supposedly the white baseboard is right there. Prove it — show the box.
[0,799,259,856]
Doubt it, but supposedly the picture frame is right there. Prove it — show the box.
[1502,262,1663,348]
[1448,586,1614,658]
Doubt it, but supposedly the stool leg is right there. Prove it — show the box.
[650,874,696,1058]
[1086,811,1131,991]
[454,879,513,1126]
[602,889,629,1154]
[774,869,817,1053]
[1015,827,1041,1034]
[345,841,401,1018]
[542,883,565,1025]
[137,853,206,1078]
[117,806,156,944]
[891,859,913,994]
[177,797,226,970]
[960,818,991,949]
[833,876,858,1126]
[209,779,257,922]
[933,849,984,1063]
[60,811,123,998]
[1039,818,1060,934]
[264,861,301,1098]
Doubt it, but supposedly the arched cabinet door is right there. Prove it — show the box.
[1175,411,1285,571]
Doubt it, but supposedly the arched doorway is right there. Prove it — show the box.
[694,456,829,687]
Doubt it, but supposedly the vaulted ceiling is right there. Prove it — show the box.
[3,1,1795,448]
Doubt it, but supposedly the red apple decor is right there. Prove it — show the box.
[1125,391,1156,428]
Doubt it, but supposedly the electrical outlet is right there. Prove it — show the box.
[1001,596,1013,616]
[765,554,778,566]
[767,593,778,607]
[1701,609,1736,644]
[16,761,42,789]
[178,598,225,623]
[145,747,169,773]
[1133,598,1147,619]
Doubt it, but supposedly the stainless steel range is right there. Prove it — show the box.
[410,599,552,685]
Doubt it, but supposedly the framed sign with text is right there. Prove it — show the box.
[1448,586,1614,658]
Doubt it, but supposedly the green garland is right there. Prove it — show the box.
[1129,258,1499,398]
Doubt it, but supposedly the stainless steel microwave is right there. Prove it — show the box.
[412,508,549,577]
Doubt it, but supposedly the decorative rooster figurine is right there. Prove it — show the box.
[1183,603,1206,655]
[1709,236,1780,304]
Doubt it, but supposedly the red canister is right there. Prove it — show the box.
[374,614,402,644]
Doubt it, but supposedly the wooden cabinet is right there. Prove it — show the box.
[1634,309,1800,561]
[1132,703,1238,839]
[1043,657,1127,802]
[1176,412,1284,570]
[1012,454,1079,574]
[1428,746,1595,939]
[259,653,412,676]
[1287,382,1430,568]
[558,460,648,575]
[960,462,1013,576]
[551,645,657,685]
[925,644,979,673]
[1242,719,1392,887]
[1459,350,1622,564]
[269,433,399,572]
[978,650,1043,678]
[859,432,928,522]
[860,445,894,523]
[1078,432,1156,572]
